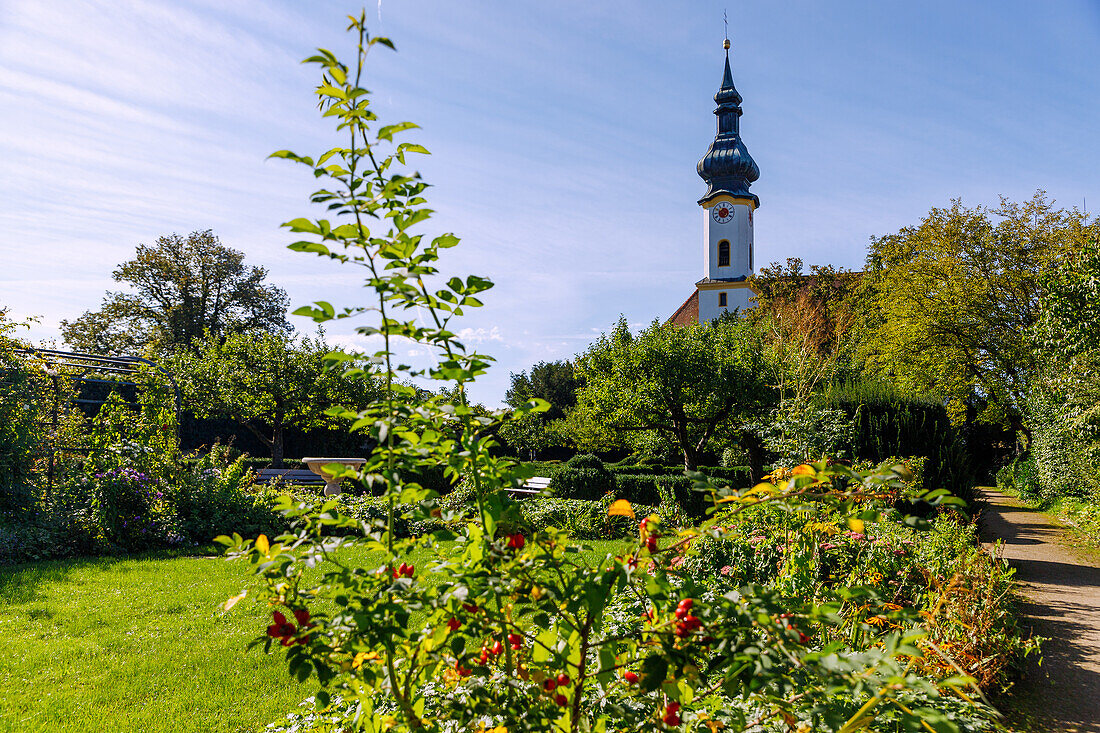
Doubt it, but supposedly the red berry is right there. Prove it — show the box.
[543,679,557,692]
[479,649,489,664]
[646,536,658,553]
[665,702,680,714]
[462,603,479,613]
[677,598,693,611]
[622,671,639,684]
[447,617,460,632]
[491,641,504,656]
[554,693,567,707]
[557,673,571,687]
[507,633,523,649]
[404,564,415,577]
[507,533,526,549]
[662,712,681,726]
[674,607,688,620]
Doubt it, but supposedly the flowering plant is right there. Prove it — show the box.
[220,16,978,733]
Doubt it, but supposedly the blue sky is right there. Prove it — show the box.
[2,1,1098,405]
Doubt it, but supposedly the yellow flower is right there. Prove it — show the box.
[847,517,865,533]
[352,651,379,670]
[607,499,635,518]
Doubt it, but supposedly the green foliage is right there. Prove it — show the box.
[822,381,975,502]
[574,315,771,469]
[0,316,51,516]
[761,398,856,466]
[857,193,1100,427]
[547,453,615,500]
[60,229,291,355]
[171,330,381,466]
[170,446,284,543]
[1027,239,1100,501]
[497,411,568,461]
[518,498,648,540]
[89,466,183,551]
[215,18,993,733]
[685,503,1037,694]
[505,360,579,420]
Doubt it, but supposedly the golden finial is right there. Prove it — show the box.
[723,38,731,50]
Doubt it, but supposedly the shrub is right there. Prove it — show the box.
[171,448,283,544]
[91,467,183,551]
[612,474,661,505]
[518,497,652,539]
[822,381,976,503]
[547,453,615,499]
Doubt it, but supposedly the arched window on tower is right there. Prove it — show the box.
[718,292,727,307]
[718,240,730,268]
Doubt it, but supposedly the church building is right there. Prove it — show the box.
[668,39,761,325]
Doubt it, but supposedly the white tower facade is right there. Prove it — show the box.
[694,40,760,323]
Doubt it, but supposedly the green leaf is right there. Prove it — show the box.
[639,654,668,693]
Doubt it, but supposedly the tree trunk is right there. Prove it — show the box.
[272,424,285,468]
[737,430,767,484]
[681,445,698,471]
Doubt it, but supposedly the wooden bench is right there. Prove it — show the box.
[255,468,327,486]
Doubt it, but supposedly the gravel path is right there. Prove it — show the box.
[979,488,1100,732]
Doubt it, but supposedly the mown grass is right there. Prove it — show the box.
[0,540,632,732]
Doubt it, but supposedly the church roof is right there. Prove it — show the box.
[665,290,698,327]
[697,46,759,206]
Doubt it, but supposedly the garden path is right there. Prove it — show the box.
[980,488,1100,732]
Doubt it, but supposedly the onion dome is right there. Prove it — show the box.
[697,42,760,206]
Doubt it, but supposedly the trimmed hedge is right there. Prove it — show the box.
[822,383,976,503]
[548,454,615,500]
[519,498,657,540]
[548,456,751,509]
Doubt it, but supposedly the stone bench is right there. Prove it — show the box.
[254,468,327,486]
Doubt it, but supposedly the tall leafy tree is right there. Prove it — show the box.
[574,316,771,470]
[171,331,380,466]
[61,229,290,354]
[1029,239,1100,496]
[857,192,1099,432]
[504,360,578,420]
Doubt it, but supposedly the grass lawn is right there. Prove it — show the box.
[0,539,631,732]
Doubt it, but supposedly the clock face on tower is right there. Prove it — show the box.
[711,203,734,224]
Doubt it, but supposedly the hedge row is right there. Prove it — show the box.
[546,455,748,519]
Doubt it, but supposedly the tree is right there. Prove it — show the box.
[504,360,578,420]
[857,192,1100,432]
[171,331,380,466]
[61,229,291,354]
[747,259,860,403]
[574,316,771,470]
[1029,239,1100,497]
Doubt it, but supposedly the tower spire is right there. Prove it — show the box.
[696,37,759,206]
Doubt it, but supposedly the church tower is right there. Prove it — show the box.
[695,38,760,321]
